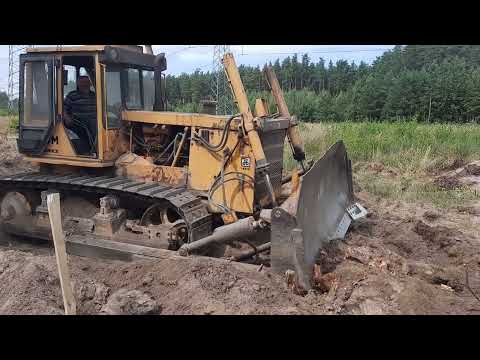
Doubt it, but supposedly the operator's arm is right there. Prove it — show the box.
[63,93,74,128]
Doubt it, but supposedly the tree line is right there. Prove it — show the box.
[165,45,480,123]
[0,91,9,110]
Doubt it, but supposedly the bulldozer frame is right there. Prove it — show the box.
[0,45,367,291]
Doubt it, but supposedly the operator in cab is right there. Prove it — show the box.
[63,75,97,155]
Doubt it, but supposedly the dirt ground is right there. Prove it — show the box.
[0,134,479,315]
[0,116,8,133]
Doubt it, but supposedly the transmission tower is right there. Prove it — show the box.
[211,45,234,115]
[8,45,34,131]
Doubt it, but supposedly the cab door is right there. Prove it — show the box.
[17,54,56,156]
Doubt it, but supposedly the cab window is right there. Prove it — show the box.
[106,69,122,128]
[63,65,77,98]
[143,71,155,111]
[125,68,142,109]
[23,61,51,127]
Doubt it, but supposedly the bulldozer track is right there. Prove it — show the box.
[0,172,213,242]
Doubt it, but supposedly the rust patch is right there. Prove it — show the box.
[115,153,186,186]
[151,166,187,186]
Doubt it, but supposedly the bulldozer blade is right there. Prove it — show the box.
[270,141,367,291]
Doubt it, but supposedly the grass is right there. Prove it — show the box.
[284,121,480,208]
[0,108,18,135]
[8,116,18,131]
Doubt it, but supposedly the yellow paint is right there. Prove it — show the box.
[291,168,300,194]
[254,98,269,117]
[122,111,241,130]
[27,45,143,54]
[103,129,128,161]
[25,157,114,168]
[44,123,77,157]
[222,53,267,166]
[95,54,104,161]
[151,166,186,186]
[221,212,238,224]
[28,54,106,166]
[27,46,107,54]
[189,127,255,214]
[22,48,269,216]
[115,153,186,186]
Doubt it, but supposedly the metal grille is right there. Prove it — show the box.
[7,46,34,135]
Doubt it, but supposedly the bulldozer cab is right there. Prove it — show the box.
[17,45,166,165]
[61,55,97,156]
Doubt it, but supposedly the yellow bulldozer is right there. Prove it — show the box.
[0,45,366,291]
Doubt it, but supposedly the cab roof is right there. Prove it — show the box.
[24,45,163,71]
[26,45,144,54]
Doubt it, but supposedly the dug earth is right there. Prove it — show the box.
[0,137,479,314]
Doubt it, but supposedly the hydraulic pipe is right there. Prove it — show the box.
[232,242,271,262]
[171,127,188,167]
[178,216,260,256]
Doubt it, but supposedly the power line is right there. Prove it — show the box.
[165,45,480,76]
[166,45,211,58]
[235,47,394,56]
[211,45,234,115]
[233,45,480,57]
[166,46,195,57]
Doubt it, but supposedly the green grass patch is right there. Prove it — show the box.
[356,171,479,208]
[8,116,18,131]
[284,120,480,208]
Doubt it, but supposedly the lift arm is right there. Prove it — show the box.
[264,66,306,169]
[222,53,277,205]
[222,54,267,168]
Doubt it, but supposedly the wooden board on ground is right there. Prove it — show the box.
[47,193,77,315]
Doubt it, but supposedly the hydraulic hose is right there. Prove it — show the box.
[193,114,239,153]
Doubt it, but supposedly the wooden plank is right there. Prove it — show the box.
[47,193,77,315]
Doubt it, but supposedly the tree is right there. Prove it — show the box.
[465,68,480,121]
[0,91,9,109]
[161,45,480,123]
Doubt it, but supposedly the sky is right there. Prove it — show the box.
[0,45,395,93]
